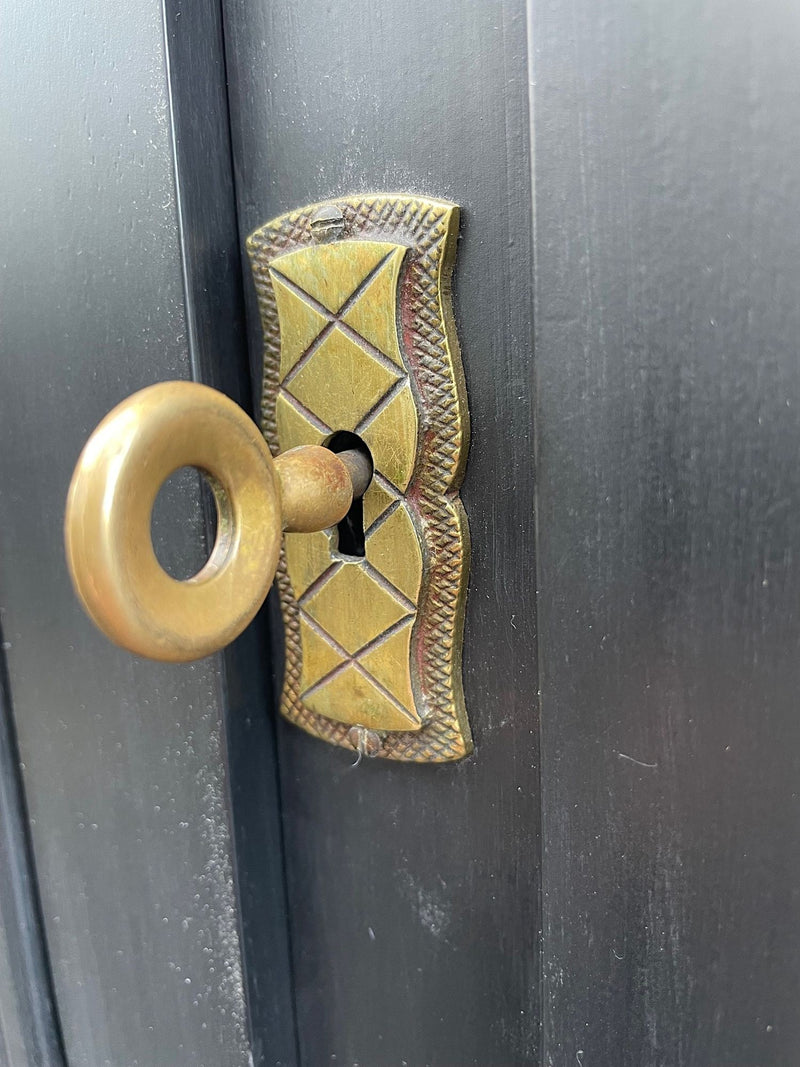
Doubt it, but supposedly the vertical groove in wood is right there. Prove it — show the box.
[163,1,298,1060]
[0,630,66,1066]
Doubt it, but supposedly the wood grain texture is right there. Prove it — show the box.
[0,1,259,1062]
[530,0,800,1063]
[222,0,541,1062]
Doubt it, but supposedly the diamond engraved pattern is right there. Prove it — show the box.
[247,197,471,762]
[289,327,400,430]
[268,240,423,733]
[303,564,411,657]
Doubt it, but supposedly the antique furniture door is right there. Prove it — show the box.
[3,0,800,1065]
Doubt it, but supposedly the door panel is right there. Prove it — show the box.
[222,0,542,1063]
[5,0,800,1063]
[1,1,292,1062]
[532,0,800,1063]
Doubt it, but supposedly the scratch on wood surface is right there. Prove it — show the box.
[615,751,658,769]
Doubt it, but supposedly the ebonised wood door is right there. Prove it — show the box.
[3,0,800,1065]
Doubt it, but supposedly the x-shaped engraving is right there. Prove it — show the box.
[273,249,402,391]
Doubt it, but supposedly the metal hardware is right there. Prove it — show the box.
[64,381,365,662]
[65,194,471,761]
[247,195,471,762]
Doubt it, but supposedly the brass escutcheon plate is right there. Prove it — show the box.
[247,195,471,762]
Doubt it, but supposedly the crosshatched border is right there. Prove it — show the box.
[247,195,471,762]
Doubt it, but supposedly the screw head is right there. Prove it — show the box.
[310,205,345,243]
[347,726,382,758]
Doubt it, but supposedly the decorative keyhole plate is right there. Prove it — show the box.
[247,195,471,762]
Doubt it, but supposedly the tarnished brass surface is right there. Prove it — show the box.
[275,445,352,533]
[65,381,282,662]
[247,195,472,762]
[65,382,358,662]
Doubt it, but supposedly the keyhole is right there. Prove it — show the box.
[325,431,373,559]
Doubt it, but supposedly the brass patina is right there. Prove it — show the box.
[64,381,360,662]
[65,195,471,762]
[247,195,471,762]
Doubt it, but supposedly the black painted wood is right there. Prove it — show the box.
[163,2,297,1061]
[531,0,800,1063]
[0,0,291,1062]
[222,0,541,1064]
[0,635,65,1066]
[7,0,796,1061]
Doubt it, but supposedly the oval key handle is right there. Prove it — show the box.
[64,381,371,662]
